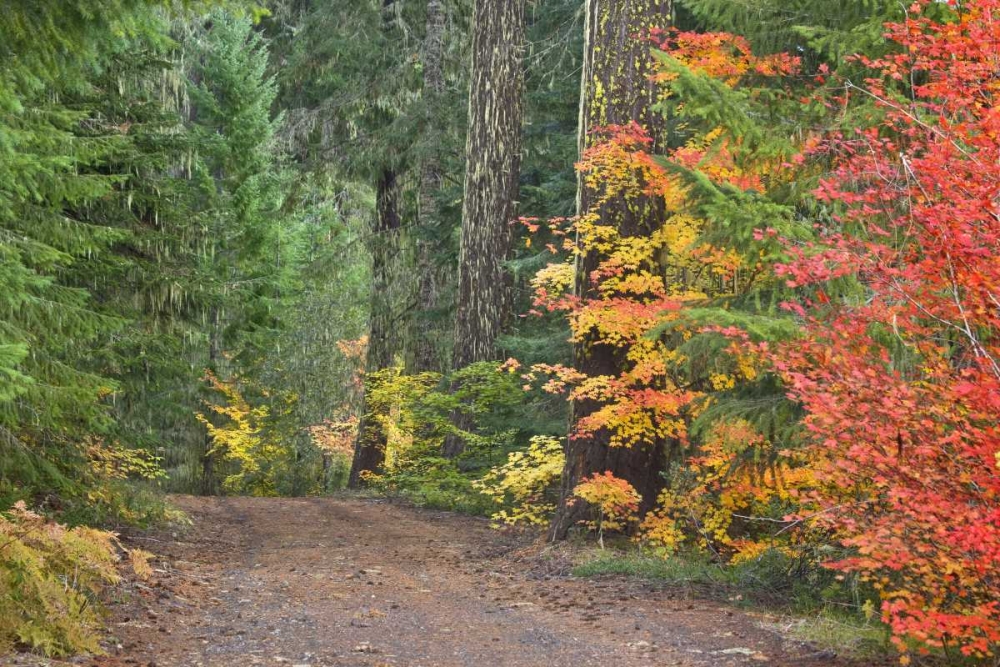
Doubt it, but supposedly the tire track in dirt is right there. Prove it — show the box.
[75,496,868,667]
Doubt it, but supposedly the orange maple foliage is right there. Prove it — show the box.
[521,10,1000,659]
[572,472,642,547]
[520,28,807,561]
[771,1,1000,658]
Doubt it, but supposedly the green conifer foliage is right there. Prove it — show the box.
[0,2,169,501]
[678,0,899,62]
[0,1,300,504]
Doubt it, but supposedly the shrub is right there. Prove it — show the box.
[474,435,565,526]
[572,472,641,548]
[0,502,148,656]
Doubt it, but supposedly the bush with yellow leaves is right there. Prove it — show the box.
[572,472,641,548]
[0,502,151,656]
[473,435,565,527]
[639,418,814,561]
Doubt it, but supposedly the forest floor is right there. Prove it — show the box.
[14,496,884,667]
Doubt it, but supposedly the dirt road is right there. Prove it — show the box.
[80,496,854,667]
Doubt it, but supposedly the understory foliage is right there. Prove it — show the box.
[354,362,556,514]
[771,0,1000,657]
[571,473,641,548]
[196,372,296,496]
[0,502,151,656]
[474,435,565,526]
[512,2,1000,660]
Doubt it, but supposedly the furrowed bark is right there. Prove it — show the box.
[445,0,526,457]
[201,306,223,495]
[349,168,402,487]
[451,0,526,370]
[549,0,674,540]
[410,0,447,374]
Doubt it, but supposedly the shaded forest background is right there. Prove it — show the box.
[2,0,999,663]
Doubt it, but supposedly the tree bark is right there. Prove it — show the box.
[549,0,674,540]
[201,306,223,495]
[349,168,402,487]
[451,0,525,371]
[445,0,526,458]
[410,0,448,374]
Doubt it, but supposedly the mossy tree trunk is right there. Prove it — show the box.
[445,0,526,458]
[451,0,526,371]
[349,168,402,487]
[410,0,448,374]
[549,0,674,540]
[201,308,222,496]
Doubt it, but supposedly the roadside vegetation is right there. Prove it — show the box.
[2,0,998,664]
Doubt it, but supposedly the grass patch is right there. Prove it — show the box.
[573,548,896,662]
[393,485,496,516]
[574,551,732,590]
[768,613,889,662]
[573,548,816,607]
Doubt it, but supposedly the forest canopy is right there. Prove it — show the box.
[1,0,998,662]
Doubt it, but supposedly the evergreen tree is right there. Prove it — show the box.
[549,0,675,540]
[183,12,293,492]
[0,1,178,505]
[679,0,901,65]
[0,2,301,505]
[451,0,527,373]
[67,30,214,490]
[348,167,403,486]
[443,0,527,459]
[409,0,450,374]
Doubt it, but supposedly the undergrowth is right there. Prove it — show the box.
[0,502,154,657]
[370,460,498,516]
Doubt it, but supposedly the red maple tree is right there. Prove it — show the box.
[774,0,1000,657]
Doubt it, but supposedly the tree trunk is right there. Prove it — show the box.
[452,0,525,370]
[445,0,526,457]
[549,0,674,540]
[410,0,447,374]
[201,306,223,496]
[349,168,402,487]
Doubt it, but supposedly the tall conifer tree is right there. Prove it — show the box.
[444,0,527,458]
[550,0,674,539]
[451,0,527,371]
[348,0,411,486]
[409,0,449,374]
